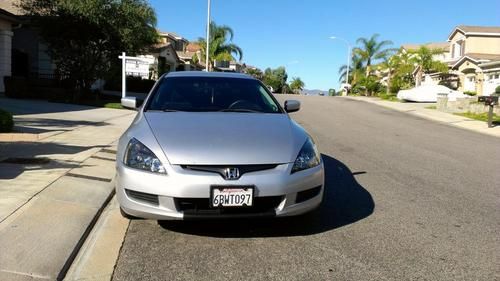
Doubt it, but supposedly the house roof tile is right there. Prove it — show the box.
[457,25,500,33]
[0,0,22,16]
[186,43,202,52]
[401,42,450,51]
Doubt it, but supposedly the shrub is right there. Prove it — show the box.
[464,91,477,96]
[0,109,14,132]
[4,76,29,98]
[496,86,500,94]
[104,76,155,93]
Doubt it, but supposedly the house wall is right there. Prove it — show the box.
[449,31,500,56]
[0,18,13,92]
[433,52,451,63]
[463,36,500,55]
[449,32,466,60]
[158,47,179,72]
[12,26,55,77]
[456,61,483,94]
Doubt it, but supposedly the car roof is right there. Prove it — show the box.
[164,71,256,80]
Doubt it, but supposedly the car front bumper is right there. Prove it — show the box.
[116,161,324,220]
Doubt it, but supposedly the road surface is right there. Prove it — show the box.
[112,96,500,281]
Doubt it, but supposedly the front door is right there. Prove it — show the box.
[463,75,476,92]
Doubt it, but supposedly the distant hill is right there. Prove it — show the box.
[301,89,329,96]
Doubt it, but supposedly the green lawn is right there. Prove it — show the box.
[378,93,400,102]
[454,112,500,125]
[50,95,125,110]
[425,105,437,110]
[103,102,124,109]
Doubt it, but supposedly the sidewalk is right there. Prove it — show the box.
[0,97,135,280]
[343,96,500,138]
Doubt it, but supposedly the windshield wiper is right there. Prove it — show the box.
[219,108,261,113]
[162,109,180,112]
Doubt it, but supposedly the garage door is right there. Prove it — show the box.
[483,73,500,96]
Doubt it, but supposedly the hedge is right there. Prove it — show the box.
[0,109,14,133]
[104,76,156,93]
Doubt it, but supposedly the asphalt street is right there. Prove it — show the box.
[112,96,500,281]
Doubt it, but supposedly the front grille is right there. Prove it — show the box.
[175,196,283,217]
[125,189,159,206]
[295,186,322,203]
[181,164,278,179]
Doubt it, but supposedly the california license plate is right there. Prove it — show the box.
[211,186,254,207]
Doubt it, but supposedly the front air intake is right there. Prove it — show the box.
[125,189,159,206]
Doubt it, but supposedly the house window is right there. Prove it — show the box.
[495,74,499,79]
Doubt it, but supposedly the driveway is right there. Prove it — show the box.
[0,97,136,220]
[112,95,500,281]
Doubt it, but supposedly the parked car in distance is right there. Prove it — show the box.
[116,71,324,220]
[397,84,469,102]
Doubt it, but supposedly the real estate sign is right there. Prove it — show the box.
[125,56,155,78]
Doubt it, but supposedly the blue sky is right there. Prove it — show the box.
[149,0,500,90]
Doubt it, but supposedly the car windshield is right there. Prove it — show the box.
[146,76,282,113]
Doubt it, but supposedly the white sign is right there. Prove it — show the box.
[125,56,155,77]
[126,60,149,75]
[119,53,156,98]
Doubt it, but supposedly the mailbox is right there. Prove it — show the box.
[478,96,499,106]
[477,95,498,128]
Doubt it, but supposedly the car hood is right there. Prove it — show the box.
[144,112,305,165]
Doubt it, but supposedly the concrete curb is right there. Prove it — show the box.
[57,188,116,280]
[0,147,119,281]
[64,197,130,281]
[342,96,500,138]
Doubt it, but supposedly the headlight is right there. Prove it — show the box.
[124,138,166,174]
[291,138,320,173]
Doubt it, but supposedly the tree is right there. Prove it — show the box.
[338,54,364,85]
[20,0,158,98]
[290,77,305,94]
[263,67,288,93]
[379,54,411,94]
[245,68,263,81]
[387,51,415,93]
[353,34,394,76]
[408,46,448,86]
[197,21,243,71]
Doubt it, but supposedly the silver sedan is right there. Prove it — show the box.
[116,71,324,220]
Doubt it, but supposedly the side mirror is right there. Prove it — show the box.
[121,96,137,110]
[284,100,300,113]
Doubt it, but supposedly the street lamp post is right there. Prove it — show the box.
[205,0,211,72]
[330,36,351,95]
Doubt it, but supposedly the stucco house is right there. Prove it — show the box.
[0,5,18,92]
[447,26,500,95]
[0,0,57,93]
[400,42,452,86]
[401,42,452,63]
[399,25,500,95]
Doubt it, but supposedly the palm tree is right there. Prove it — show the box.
[408,46,448,86]
[197,21,243,71]
[353,34,394,76]
[379,51,415,92]
[338,54,364,85]
[290,77,305,94]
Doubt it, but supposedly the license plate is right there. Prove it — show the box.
[211,186,254,207]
